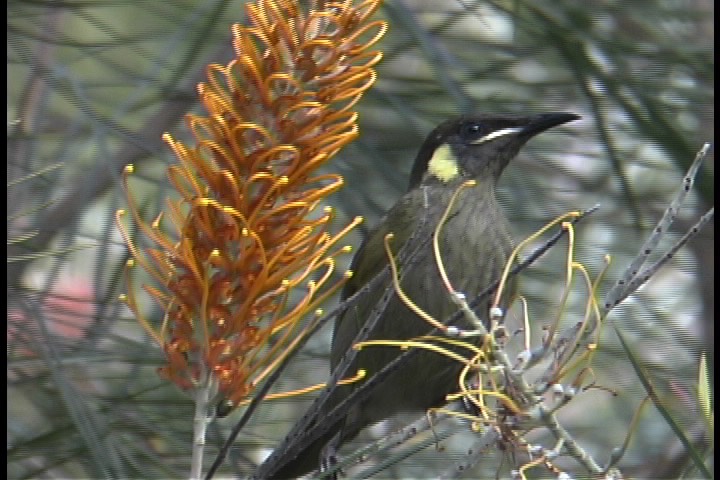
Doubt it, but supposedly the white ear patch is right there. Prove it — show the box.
[471,126,524,145]
[428,144,460,183]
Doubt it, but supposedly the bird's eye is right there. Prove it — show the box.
[461,122,484,137]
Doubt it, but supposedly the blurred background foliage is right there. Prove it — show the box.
[7,0,713,478]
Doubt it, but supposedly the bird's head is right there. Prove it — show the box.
[408,112,580,190]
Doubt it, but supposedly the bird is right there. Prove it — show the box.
[265,112,580,478]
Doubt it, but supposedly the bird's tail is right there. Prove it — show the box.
[261,422,340,479]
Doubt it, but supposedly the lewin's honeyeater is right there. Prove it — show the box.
[268,112,580,478]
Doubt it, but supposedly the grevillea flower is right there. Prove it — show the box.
[117,0,386,407]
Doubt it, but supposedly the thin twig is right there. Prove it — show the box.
[603,142,711,312]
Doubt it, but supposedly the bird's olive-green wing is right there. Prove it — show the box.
[332,192,423,366]
[340,193,422,301]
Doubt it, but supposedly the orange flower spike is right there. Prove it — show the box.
[118,186,172,286]
[142,283,173,311]
[263,226,317,274]
[163,135,207,198]
[244,2,278,38]
[340,16,387,54]
[119,0,386,402]
[201,65,237,116]
[166,199,192,240]
[232,123,270,173]
[246,175,290,225]
[267,254,330,295]
[274,263,335,331]
[188,133,232,187]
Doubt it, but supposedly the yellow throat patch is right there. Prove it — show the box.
[427,144,460,183]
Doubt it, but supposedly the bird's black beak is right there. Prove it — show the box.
[521,112,581,137]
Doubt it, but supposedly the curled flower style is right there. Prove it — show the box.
[117,0,386,407]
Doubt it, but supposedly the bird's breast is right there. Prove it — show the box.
[329,184,515,428]
[404,187,514,325]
